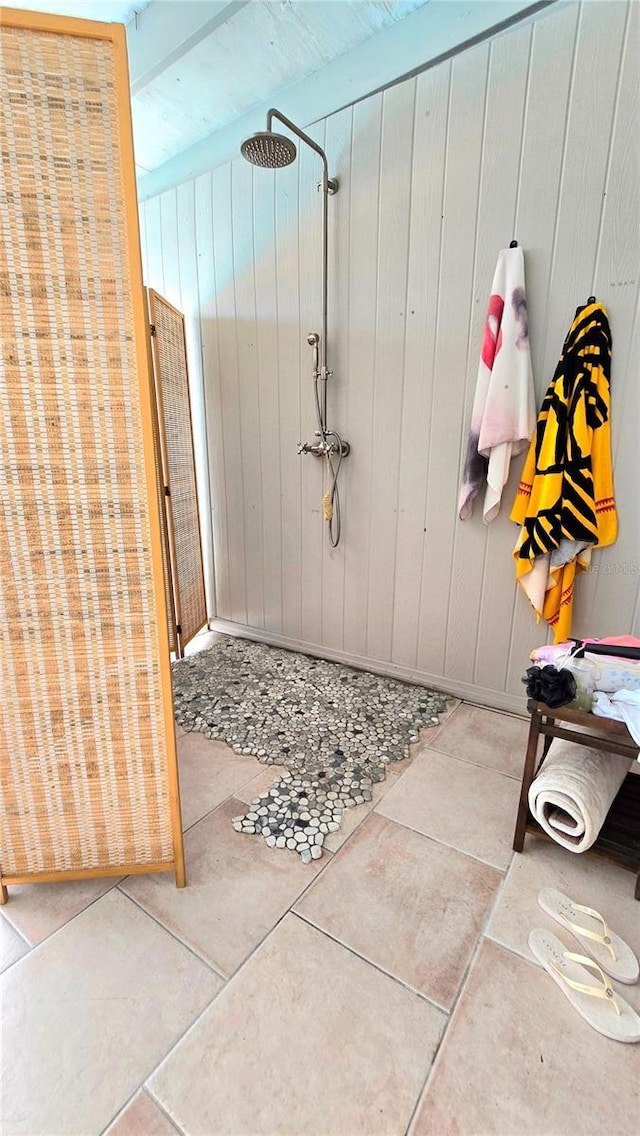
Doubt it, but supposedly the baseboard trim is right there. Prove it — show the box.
[207,618,527,717]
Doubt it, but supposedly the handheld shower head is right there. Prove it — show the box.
[240,131,297,169]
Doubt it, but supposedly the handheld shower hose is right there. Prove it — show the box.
[306,332,347,547]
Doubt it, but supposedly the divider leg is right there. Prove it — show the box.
[513,709,542,852]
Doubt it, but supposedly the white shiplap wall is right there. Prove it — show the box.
[139,0,639,713]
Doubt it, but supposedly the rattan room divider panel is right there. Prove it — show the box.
[0,9,185,901]
[147,289,207,657]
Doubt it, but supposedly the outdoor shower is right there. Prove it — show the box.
[241,108,350,547]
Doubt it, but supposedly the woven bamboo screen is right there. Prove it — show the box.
[148,290,207,653]
[0,12,184,892]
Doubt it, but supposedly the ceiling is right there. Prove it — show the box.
[1,0,150,21]
[129,1,430,174]
[3,0,543,195]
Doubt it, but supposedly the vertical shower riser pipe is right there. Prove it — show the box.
[265,108,336,431]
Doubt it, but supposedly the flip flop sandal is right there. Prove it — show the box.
[529,929,640,1043]
[538,888,639,985]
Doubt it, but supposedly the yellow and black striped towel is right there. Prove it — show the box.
[510,302,617,643]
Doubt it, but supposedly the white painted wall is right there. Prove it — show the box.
[139,0,639,713]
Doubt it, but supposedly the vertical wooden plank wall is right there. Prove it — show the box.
[139,0,639,713]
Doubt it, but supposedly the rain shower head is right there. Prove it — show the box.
[240,131,297,169]
[240,109,337,192]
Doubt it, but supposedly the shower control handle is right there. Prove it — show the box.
[298,439,351,458]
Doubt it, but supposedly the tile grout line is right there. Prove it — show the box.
[181,778,265,834]
[403,842,520,1133]
[101,979,232,1135]
[292,908,452,1016]
[372,807,514,874]
[422,734,526,781]
[116,887,228,982]
[102,1085,188,1136]
[482,930,546,970]
[0,914,31,974]
[0,877,124,967]
[144,1086,189,1136]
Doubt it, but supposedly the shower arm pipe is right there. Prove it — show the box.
[265,108,335,429]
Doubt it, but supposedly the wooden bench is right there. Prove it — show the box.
[513,699,640,900]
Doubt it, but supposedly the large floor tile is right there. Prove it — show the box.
[296,813,502,1009]
[149,913,445,1136]
[431,703,529,778]
[0,875,122,946]
[486,837,640,1008]
[105,1090,180,1136]
[0,889,220,1136]
[0,915,29,973]
[376,749,520,870]
[412,939,639,1136]
[177,731,259,830]
[121,797,324,977]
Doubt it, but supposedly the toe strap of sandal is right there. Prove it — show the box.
[551,951,621,1016]
[565,902,617,962]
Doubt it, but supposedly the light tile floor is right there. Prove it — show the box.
[2,695,639,1136]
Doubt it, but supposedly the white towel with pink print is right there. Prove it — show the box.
[458,245,535,523]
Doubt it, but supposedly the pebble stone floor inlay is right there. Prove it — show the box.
[172,637,449,861]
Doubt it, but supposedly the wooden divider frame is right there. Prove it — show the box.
[0,8,185,901]
[146,301,180,655]
[147,288,208,657]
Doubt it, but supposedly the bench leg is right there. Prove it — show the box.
[513,710,542,853]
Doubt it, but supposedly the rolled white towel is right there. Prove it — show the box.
[528,737,632,852]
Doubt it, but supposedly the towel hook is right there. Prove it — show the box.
[587,294,596,304]
[509,239,518,248]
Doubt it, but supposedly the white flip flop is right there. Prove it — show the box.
[529,929,640,1044]
[538,888,639,985]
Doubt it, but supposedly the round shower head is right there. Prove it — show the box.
[240,131,297,169]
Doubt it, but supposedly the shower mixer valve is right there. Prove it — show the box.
[297,437,350,457]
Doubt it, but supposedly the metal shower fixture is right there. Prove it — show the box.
[240,130,297,169]
[240,108,349,547]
